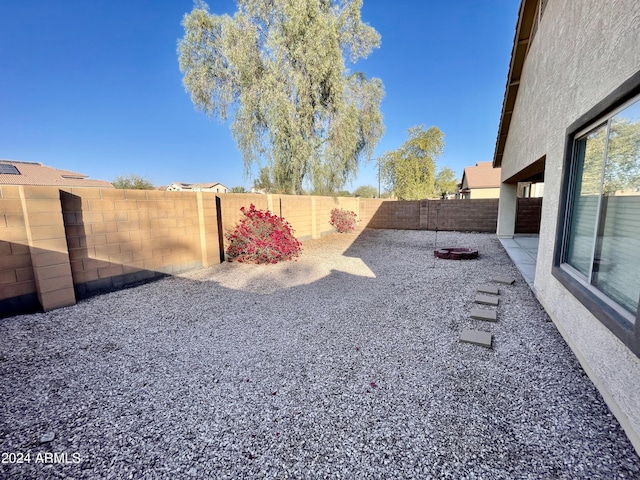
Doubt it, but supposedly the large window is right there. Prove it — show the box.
[561,96,640,325]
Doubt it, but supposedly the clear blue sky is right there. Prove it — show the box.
[0,1,519,191]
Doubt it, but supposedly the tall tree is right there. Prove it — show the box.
[353,184,377,197]
[434,167,458,199]
[380,126,445,200]
[178,0,385,195]
[112,174,155,190]
[252,166,276,193]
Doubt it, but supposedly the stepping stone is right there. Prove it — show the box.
[39,432,55,443]
[475,294,499,306]
[477,284,499,295]
[459,329,493,348]
[470,308,498,322]
[492,276,515,285]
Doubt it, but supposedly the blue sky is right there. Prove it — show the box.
[0,1,519,191]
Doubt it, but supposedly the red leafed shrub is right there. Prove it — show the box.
[226,204,302,264]
[330,208,358,233]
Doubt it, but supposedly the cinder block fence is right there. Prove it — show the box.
[1,186,541,317]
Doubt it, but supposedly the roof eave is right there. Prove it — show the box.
[493,0,538,169]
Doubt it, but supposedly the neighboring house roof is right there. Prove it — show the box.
[0,159,114,188]
[165,182,228,192]
[493,0,539,168]
[460,162,501,190]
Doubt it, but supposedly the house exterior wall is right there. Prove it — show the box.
[500,0,640,451]
[468,187,500,199]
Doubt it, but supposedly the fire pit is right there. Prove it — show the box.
[434,247,478,260]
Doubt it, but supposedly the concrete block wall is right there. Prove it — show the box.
[278,195,316,239]
[0,186,39,315]
[332,198,501,232]
[449,199,498,232]
[0,186,75,314]
[515,197,543,234]
[61,188,208,299]
[365,200,421,229]
[358,198,386,227]
[421,199,499,232]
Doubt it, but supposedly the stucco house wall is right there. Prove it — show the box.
[497,0,640,452]
[466,187,500,199]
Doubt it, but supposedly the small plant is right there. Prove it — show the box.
[330,208,358,233]
[226,204,302,264]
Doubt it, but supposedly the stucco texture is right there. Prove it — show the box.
[500,0,640,451]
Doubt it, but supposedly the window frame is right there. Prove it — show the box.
[553,71,640,358]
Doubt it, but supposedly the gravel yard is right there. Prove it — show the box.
[1,228,639,479]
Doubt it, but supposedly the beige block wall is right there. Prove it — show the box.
[0,186,36,303]
[218,193,365,244]
[0,186,76,311]
[62,188,207,289]
[22,186,75,311]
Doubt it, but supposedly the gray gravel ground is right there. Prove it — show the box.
[1,229,639,479]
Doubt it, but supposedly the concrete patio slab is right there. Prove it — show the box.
[499,235,538,292]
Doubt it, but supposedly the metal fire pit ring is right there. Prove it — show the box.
[434,247,478,260]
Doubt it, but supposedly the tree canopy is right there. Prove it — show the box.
[252,166,276,193]
[380,126,445,200]
[353,184,377,198]
[112,174,155,190]
[435,167,458,198]
[178,0,385,195]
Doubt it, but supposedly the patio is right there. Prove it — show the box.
[1,229,638,479]
[499,235,539,290]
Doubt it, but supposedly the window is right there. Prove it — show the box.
[560,95,640,327]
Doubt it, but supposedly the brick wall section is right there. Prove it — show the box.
[357,198,386,227]
[61,188,207,299]
[515,197,543,234]
[21,186,76,311]
[364,200,421,229]
[362,199,499,232]
[0,186,38,315]
[0,186,76,313]
[423,199,499,232]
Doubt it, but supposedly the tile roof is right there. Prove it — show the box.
[0,160,113,188]
[461,162,502,189]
